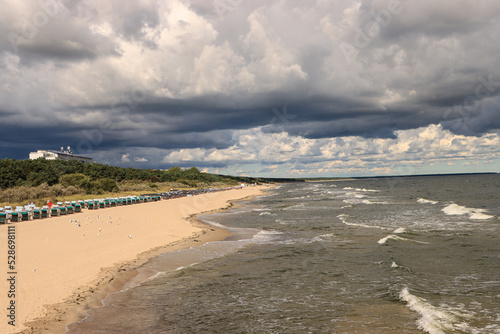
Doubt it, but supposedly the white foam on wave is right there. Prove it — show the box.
[343,187,379,192]
[283,203,307,211]
[337,214,389,230]
[200,220,226,228]
[361,199,391,205]
[399,288,472,334]
[442,203,494,220]
[391,261,399,268]
[250,230,284,243]
[259,212,272,216]
[393,227,407,234]
[378,234,429,245]
[418,198,438,205]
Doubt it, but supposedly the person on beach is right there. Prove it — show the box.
[47,200,53,209]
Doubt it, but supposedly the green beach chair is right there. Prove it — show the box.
[75,204,82,213]
[33,210,41,219]
[51,208,59,217]
[66,206,74,214]
[11,212,20,222]
[59,207,67,215]
[41,209,48,218]
[0,213,6,224]
[21,211,30,221]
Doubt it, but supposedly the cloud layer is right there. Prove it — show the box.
[1,0,500,176]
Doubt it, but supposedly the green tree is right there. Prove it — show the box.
[59,173,90,188]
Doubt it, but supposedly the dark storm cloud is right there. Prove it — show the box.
[1,0,500,171]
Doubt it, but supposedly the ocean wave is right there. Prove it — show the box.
[442,203,494,220]
[393,227,407,234]
[337,214,389,230]
[399,288,473,334]
[282,203,308,211]
[418,198,439,205]
[343,187,379,192]
[378,234,429,245]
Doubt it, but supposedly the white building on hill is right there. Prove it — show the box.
[29,147,93,164]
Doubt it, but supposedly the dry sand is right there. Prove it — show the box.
[0,186,267,333]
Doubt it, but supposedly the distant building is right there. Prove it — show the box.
[29,147,93,164]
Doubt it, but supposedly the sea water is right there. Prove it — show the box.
[68,174,500,333]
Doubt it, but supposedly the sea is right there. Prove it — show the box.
[67,174,500,334]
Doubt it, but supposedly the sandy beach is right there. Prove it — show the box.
[0,186,267,333]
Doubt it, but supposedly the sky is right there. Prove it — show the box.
[1,0,500,177]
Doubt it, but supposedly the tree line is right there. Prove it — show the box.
[0,158,231,191]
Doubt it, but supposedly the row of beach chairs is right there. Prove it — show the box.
[0,195,161,224]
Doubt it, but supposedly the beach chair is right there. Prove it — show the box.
[104,200,110,208]
[59,206,67,215]
[66,206,74,214]
[74,204,82,213]
[0,212,6,224]
[99,201,105,209]
[51,207,59,217]
[88,202,94,210]
[21,211,30,221]
[110,200,116,207]
[41,208,48,219]
[11,212,20,222]
[33,208,41,219]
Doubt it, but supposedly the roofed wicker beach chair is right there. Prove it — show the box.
[0,212,7,224]
[60,206,67,215]
[51,206,59,217]
[33,207,41,219]
[21,211,30,221]
[41,207,48,219]
[11,211,20,222]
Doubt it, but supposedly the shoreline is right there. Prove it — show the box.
[0,186,268,334]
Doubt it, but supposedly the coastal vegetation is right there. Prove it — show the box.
[0,158,302,207]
